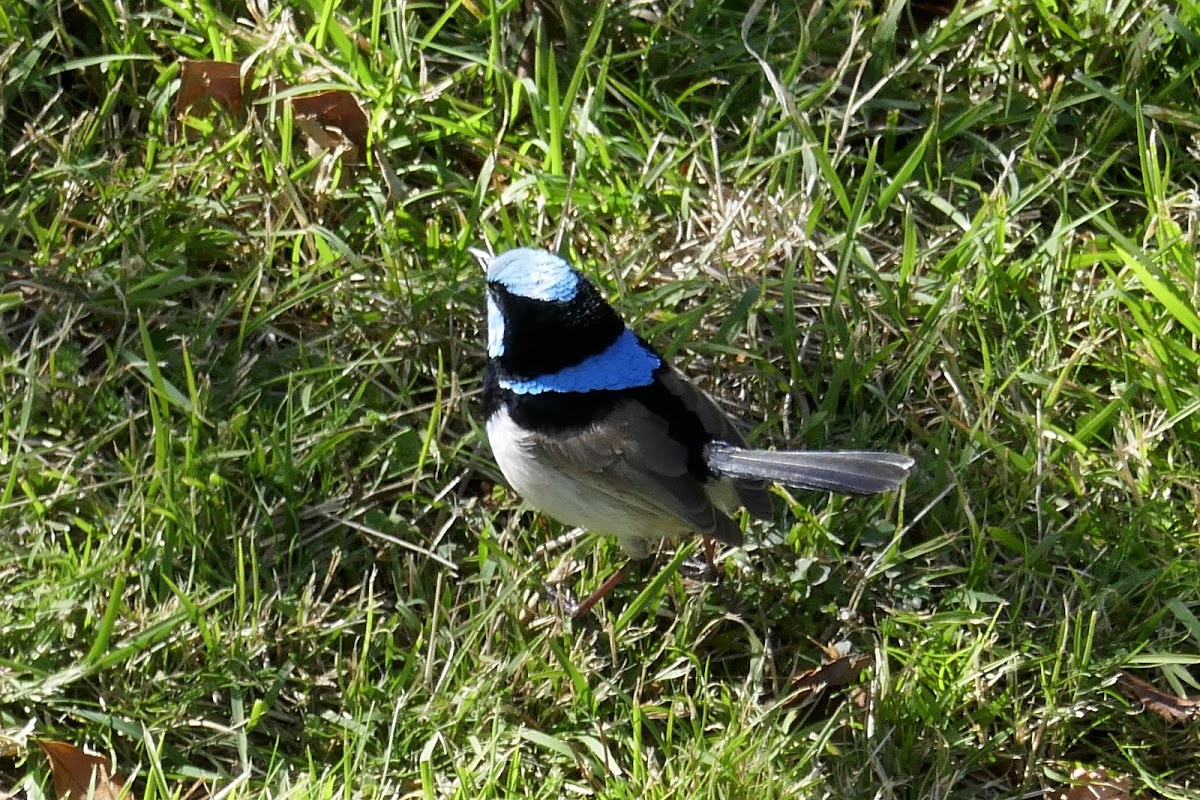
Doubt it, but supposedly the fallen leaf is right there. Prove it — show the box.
[36,740,126,800]
[173,56,375,175]
[781,654,871,709]
[1047,767,1131,800]
[1113,670,1200,724]
[177,59,253,119]
[291,90,369,163]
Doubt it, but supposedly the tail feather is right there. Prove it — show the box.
[705,443,914,496]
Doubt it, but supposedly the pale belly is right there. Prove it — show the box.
[486,407,688,559]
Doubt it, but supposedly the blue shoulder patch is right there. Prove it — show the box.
[501,329,660,394]
[487,248,580,303]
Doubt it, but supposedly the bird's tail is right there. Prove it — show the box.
[704,442,914,496]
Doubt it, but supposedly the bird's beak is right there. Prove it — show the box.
[467,247,492,271]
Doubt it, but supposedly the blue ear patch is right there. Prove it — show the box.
[487,248,580,303]
[500,329,660,394]
[487,294,506,357]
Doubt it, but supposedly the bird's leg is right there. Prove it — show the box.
[680,535,720,582]
[691,536,744,612]
[570,561,634,618]
[566,542,727,617]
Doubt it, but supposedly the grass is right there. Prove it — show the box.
[2,0,1199,797]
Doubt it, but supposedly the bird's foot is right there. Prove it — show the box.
[680,555,720,582]
[539,581,581,616]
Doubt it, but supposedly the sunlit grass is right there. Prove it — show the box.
[2,0,1199,797]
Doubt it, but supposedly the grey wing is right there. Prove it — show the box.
[527,398,745,545]
[656,367,774,519]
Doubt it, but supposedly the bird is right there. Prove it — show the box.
[473,246,914,616]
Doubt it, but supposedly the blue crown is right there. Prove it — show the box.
[487,248,580,303]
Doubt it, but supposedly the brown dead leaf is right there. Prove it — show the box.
[177,59,253,119]
[174,56,375,177]
[36,740,126,800]
[291,91,369,163]
[781,654,871,710]
[1114,670,1200,724]
[1047,767,1131,800]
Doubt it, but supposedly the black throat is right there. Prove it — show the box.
[489,280,625,379]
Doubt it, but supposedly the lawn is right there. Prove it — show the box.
[2,0,1199,797]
